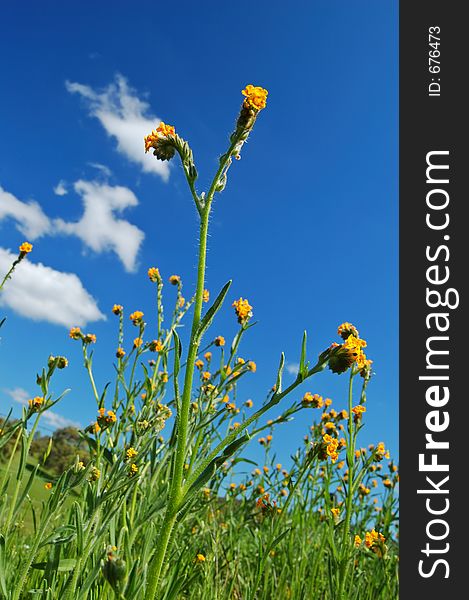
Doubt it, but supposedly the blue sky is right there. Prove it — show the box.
[0,1,398,466]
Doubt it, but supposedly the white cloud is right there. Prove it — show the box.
[4,387,81,429]
[66,75,170,181]
[0,247,105,327]
[53,180,68,196]
[88,162,112,178]
[1,180,144,273]
[54,180,144,273]
[286,362,299,376]
[0,186,51,239]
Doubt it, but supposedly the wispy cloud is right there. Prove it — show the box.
[0,186,51,239]
[0,247,105,327]
[88,162,112,178]
[285,362,299,376]
[66,75,170,181]
[4,387,81,429]
[54,180,144,273]
[53,180,68,196]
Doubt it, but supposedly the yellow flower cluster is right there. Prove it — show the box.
[150,339,164,352]
[144,122,176,153]
[19,241,33,254]
[112,304,123,315]
[242,85,268,111]
[129,311,144,325]
[232,297,253,324]
[365,529,386,549]
[147,267,160,282]
[302,392,324,408]
[337,322,359,340]
[28,396,44,412]
[323,434,339,462]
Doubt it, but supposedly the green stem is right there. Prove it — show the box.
[337,368,356,599]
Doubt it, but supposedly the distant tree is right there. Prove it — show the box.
[31,426,89,475]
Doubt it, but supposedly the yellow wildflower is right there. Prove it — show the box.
[112,304,123,315]
[116,347,125,359]
[28,396,44,412]
[150,340,164,353]
[354,535,362,547]
[133,337,143,348]
[148,267,160,282]
[242,85,268,111]
[337,322,359,340]
[129,311,144,325]
[202,289,210,303]
[214,335,225,347]
[169,275,180,285]
[69,326,82,340]
[126,447,138,461]
[232,298,253,324]
[19,241,33,254]
[144,122,176,153]
[44,482,53,490]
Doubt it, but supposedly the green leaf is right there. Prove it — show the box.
[74,503,84,555]
[0,535,8,597]
[275,352,285,394]
[269,528,291,551]
[32,559,77,572]
[184,433,249,501]
[195,280,231,343]
[298,330,309,379]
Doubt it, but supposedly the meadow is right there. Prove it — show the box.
[0,85,398,599]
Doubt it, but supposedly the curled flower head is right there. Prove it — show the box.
[337,322,359,340]
[129,311,144,325]
[202,289,210,303]
[116,347,125,359]
[144,122,176,159]
[169,275,181,286]
[352,404,366,421]
[44,482,53,490]
[48,355,68,369]
[247,361,257,372]
[133,337,143,349]
[204,351,212,361]
[69,326,82,340]
[84,333,96,344]
[129,463,139,477]
[354,535,362,548]
[242,85,268,111]
[112,304,123,315]
[245,399,253,408]
[214,335,225,347]
[19,241,33,255]
[195,553,206,563]
[232,297,253,325]
[148,267,160,282]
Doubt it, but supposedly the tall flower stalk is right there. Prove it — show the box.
[144,85,269,599]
